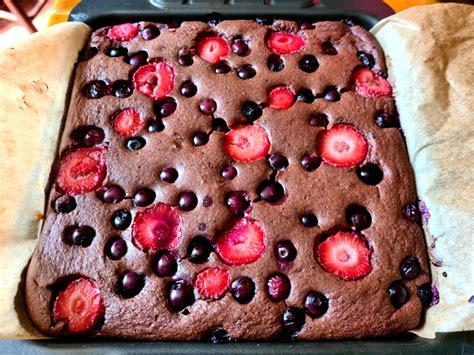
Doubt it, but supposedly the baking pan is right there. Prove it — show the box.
[10,0,468,352]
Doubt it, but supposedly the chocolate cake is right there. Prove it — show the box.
[25,19,431,341]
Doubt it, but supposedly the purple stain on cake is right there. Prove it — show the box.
[469,296,474,304]
[418,200,431,225]
[431,285,440,307]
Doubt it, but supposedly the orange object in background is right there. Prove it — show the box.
[384,0,438,12]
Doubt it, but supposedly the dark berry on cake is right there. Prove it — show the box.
[98,185,125,204]
[301,155,321,172]
[225,191,252,216]
[133,188,156,207]
[152,250,178,277]
[304,292,329,318]
[236,64,256,80]
[257,180,286,204]
[187,235,214,264]
[118,271,145,298]
[106,237,127,260]
[82,127,105,147]
[275,240,297,262]
[111,209,132,230]
[301,213,318,228]
[399,256,421,280]
[160,167,179,183]
[68,225,96,247]
[299,55,319,73]
[268,154,289,171]
[231,276,255,304]
[346,205,372,230]
[388,280,409,308]
[357,163,384,185]
[125,137,146,151]
[178,191,198,211]
[168,280,195,312]
[54,195,77,214]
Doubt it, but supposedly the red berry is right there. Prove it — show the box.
[316,231,372,280]
[216,217,266,266]
[194,267,231,299]
[113,108,144,137]
[107,23,138,41]
[224,125,270,163]
[56,147,107,195]
[132,203,183,252]
[53,278,105,334]
[266,32,305,55]
[197,36,230,64]
[268,86,295,110]
[353,67,392,98]
[316,124,367,167]
[133,62,175,100]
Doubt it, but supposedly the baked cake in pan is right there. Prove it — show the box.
[25,19,431,341]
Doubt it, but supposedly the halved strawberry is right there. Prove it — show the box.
[194,267,231,299]
[133,62,175,100]
[316,124,367,167]
[353,67,392,98]
[224,125,270,163]
[197,36,230,64]
[56,147,107,195]
[53,278,105,334]
[266,32,306,55]
[132,203,182,252]
[268,86,295,110]
[216,217,266,266]
[107,23,139,41]
[113,108,144,137]
[316,231,372,280]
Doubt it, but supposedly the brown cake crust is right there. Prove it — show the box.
[25,19,430,340]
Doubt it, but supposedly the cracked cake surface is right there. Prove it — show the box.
[25,19,431,340]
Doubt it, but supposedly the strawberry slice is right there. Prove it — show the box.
[107,23,139,41]
[197,36,230,64]
[113,108,144,137]
[316,231,372,280]
[132,203,183,252]
[194,267,231,299]
[354,67,392,98]
[224,125,270,163]
[268,86,295,110]
[216,217,266,266]
[133,62,175,100]
[316,124,367,167]
[266,32,306,55]
[56,147,107,195]
[53,278,105,334]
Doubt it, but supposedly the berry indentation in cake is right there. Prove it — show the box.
[107,23,138,41]
[132,203,183,252]
[53,277,105,335]
[216,217,266,266]
[354,67,392,98]
[56,147,107,195]
[197,36,230,64]
[267,273,291,302]
[133,62,175,100]
[194,267,231,299]
[224,125,270,163]
[268,86,295,110]
[113,108,144,137]
[316,231,372,280]
[266,32,306,55]
[316,124,368,168]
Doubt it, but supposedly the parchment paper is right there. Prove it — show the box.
[0,4,472,339]
[372,3,474,338]
[0,22,91,339]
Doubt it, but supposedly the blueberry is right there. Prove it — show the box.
[153,250,178,277]
[375,112,399,128]
[141,25,160,40]
[296,89,315,103]
[357,51,375,68]
[125,137,146,151]
[84,80,109,99]
[257,180,286,204]
[388,280,408,308]
[147,119,165,132]
[267,54,284,72]
[214,61,232,74]
[417,283,433,306]
[221,165,237,180]
[237,65,256,80]
[106,237,127,260]
[133,188,156,207]
[112,80,134,98]
[126,51,148,66]
[268,154,289,171]
[99,185,125,204]
[275,240,297,262]
[282,307,305,340]
[187,235,214,264]
[55,195,77,214]
[304,292,329,318]
[323,87,340,102]
[231,39,250,56]
[160,167,179,183]
[322,41,337,55]
[69,226,95,247]
[300,22,314,30]
[256,16,274,26]
[83,127,105,147]
[204,12,223,26]
[231,276,255,304]
[301,213,318,227]
[242,101,263,122]
[346,205,372,230]
[212,118,229,132]
[225,191,252,216]
[111,209,132,230]
[192,131,209,146]
[299,55,319,73]
[357,164,383,185]
[309,113,329,127]
[180,80,197,97]
[178,54,193,67]
[168,280,195,312]
[399,256,421,280]
[106,47,127,57]
[403,203,421,224]
[118,272,145,298]
[209,328,233,344]
[155,98,177,118]
[199,98,217,115]
[301,156,321,172]
[178,191,198,211]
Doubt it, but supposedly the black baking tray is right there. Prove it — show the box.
[8,0,470,353]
